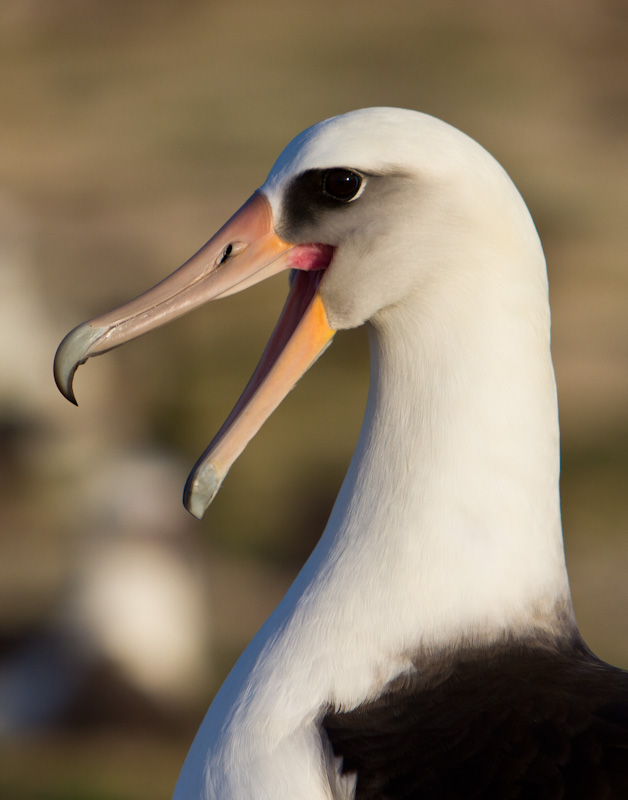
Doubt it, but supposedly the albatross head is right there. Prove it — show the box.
[54,107,551,520]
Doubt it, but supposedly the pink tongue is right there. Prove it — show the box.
[290,243,335,271]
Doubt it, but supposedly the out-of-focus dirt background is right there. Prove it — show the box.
[1,1,627,797]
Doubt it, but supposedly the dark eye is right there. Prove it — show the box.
[322,169,362,202]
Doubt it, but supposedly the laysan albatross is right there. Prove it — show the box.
[55,108,628,799]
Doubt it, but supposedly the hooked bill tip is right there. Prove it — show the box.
[55,362,78,405]
[53,323,107,405]
[183,460,226,519]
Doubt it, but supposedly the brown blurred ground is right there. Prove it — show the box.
[0,1,627,797]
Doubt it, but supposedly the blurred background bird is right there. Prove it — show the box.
[0,2,627,798]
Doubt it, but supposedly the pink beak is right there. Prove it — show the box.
[54,191,336,518]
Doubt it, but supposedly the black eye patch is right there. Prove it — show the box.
[279,168,367,236]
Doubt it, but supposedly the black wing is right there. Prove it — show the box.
[323,640,628,799]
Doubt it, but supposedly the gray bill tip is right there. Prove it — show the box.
[53,323,108,405]
[183,460,226,519]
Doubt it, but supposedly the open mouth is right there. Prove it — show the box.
[196,248,334,454]
[183,245,335,515]
[290,243,335,273]
[54,189,338,519]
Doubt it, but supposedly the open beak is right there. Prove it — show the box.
[54,191,336,518]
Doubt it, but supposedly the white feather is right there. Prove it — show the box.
[174,108,571,799]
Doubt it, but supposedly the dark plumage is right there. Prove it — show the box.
[324,637,628,799]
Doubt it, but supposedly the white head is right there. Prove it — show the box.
[262,107,547,333]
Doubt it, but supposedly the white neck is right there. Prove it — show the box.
[174,247,573,800]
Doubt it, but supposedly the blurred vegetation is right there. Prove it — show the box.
[0,0,627,797]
